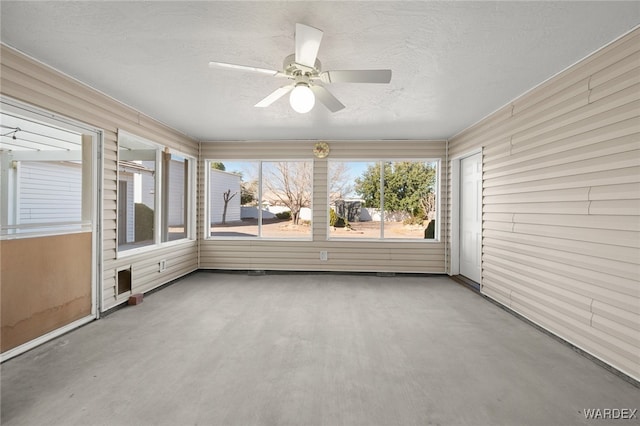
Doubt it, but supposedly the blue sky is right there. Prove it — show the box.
[215,160,372,183]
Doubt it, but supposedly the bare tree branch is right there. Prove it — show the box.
[328,162,353,203]
[263,161,312,225]
[221,189,237,224]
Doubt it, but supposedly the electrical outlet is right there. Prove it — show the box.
[320,251,328,261]
[159,260,167,272]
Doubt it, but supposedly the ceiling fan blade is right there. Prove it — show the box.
[295,23,323,68]
[255,85,294,108]
[209,61,280,76]
[320,70,392,84]
[310,86,345,113]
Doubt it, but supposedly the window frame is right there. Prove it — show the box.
[327,158,440,242]
[116,130,195,258]
[0,99,101,241]
[161,151,191,243]
[205,159,314,241]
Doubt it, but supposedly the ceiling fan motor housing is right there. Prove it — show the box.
[283,53,321,77]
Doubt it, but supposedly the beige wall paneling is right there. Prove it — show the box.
[200,140,447,274]
[447,28,640,380]
[1,44,199,311]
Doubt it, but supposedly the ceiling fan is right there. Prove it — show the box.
[209,23,392,114]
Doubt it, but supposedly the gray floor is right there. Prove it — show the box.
[1,272,638,426]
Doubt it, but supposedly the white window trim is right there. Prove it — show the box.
[0,99,100,241]
[116,130,195,258]
[205,159,314,241]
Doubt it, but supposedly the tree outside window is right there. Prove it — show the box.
[329,160,438,240]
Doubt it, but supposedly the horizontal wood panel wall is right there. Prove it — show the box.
[1,45,200,311]
[448,29,640,380]
[199,140,447,273]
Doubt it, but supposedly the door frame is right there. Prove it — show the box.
[0,96,103,362]
[449,148,482,282]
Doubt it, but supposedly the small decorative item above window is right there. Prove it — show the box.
[313,142,330,159]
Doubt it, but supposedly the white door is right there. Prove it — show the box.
[460,153,482,283]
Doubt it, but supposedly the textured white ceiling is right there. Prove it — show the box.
[1,1,638,141]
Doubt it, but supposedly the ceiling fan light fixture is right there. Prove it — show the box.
[210,24,391,113]
[289,83,315,113]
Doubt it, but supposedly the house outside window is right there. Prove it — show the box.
[0,110,95,239]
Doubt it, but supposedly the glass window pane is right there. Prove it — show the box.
[162,153,188,242]
[118,140,157,251]
[382,161,437,239]
[261,161,312,239]
[210,161,258,237]
[1,112,90,238]
[330,161,381,239]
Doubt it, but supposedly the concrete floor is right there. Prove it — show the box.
[1,272,638,426]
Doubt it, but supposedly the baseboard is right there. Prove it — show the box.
[480,290,640,389]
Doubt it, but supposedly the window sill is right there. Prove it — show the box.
[327,237,441,243]
[116,237,195,259]
[205,236,313,242]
